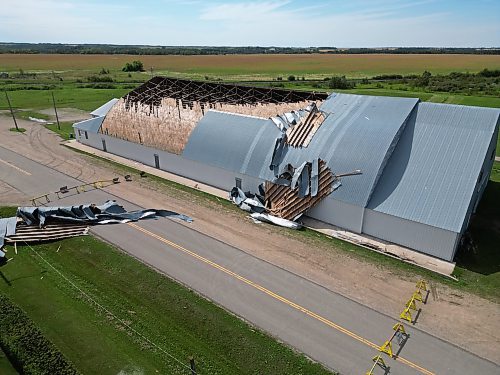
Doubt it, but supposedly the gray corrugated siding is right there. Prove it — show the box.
[308,198,364,233]
[183,111,281,179]
[367,102,500,232]
[362,208,459,261]
[77,131,264,193]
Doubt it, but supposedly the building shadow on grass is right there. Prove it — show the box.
[455,180,500,275]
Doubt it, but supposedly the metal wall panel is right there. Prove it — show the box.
[73,116,105,133]
[183,94,419,208]
[368,102,500,233]
[183,110,280,180]
[362,208,459,261]
[308,198,364,233]
[79,132,264,193]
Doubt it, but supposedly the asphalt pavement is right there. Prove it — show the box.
[0,144,498,375]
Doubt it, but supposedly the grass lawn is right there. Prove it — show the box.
[0,230,333,375]
[15,110,51,121]
[0,87,129,112]
[45,121,75,140]
[0,348,17,375]
[8,127,26,133]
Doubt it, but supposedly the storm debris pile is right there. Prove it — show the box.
[0,201,192,259]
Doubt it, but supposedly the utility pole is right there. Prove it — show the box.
[51,91,60,130]
[189,357,196,375]
[4,91,19,131]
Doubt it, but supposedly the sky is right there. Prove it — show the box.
[0,0,499,47]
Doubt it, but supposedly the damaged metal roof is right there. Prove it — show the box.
[183,93,419,208]
[367,102,500,232]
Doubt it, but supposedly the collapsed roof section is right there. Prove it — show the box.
[100,77,327,154]
[264,159,338,221]
[124,76,327,108]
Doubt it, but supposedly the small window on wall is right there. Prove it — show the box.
[84,131,88,139]
[235,178,242,189]
[78,129,81,137]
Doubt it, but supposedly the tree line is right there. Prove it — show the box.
[0,43,498,55]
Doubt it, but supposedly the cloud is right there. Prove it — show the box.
[199,1,291,21]
[0,0,498,47]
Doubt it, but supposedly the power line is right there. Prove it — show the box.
[22,241,194,373]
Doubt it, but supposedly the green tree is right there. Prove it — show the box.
[327,76,354,89]
[122,60,144,72]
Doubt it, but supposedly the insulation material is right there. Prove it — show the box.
[102,98,320,155]
[101,75,326,155]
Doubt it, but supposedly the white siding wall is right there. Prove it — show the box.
[76,133,263,193]
[362,208,458,261]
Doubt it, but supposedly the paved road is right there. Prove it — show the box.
[1,145,498,375]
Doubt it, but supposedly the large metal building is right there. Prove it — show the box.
[74,79,499,262]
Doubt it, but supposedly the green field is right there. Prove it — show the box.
[0,230,332,375]
[1,53,500,78]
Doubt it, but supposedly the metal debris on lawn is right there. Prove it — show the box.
[0,200,193,259]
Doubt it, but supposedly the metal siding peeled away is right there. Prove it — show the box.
[367,102,500,233]
[281,94,419,207]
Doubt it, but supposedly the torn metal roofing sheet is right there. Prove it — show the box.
[0,201,193,257]
[73,115,105,133]
[0,217,17,249]
[367,102,500,232]
[17,201,192,227]
[90,98,119,117]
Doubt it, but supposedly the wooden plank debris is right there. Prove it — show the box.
[265,160,336,221]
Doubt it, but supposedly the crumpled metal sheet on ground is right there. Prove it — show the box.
[17,200,193,227]
[228,187,301,229]
[0,217,17,256]
[250,212,302,230]
[0,201,193,257]
[229,187,266,213]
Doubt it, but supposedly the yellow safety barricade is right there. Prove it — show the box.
[416,280,427,291]
[379,340,393,357]
[400,307,412,323]
[393,323,406,334]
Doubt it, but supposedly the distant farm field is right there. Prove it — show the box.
[1,53,500,78]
